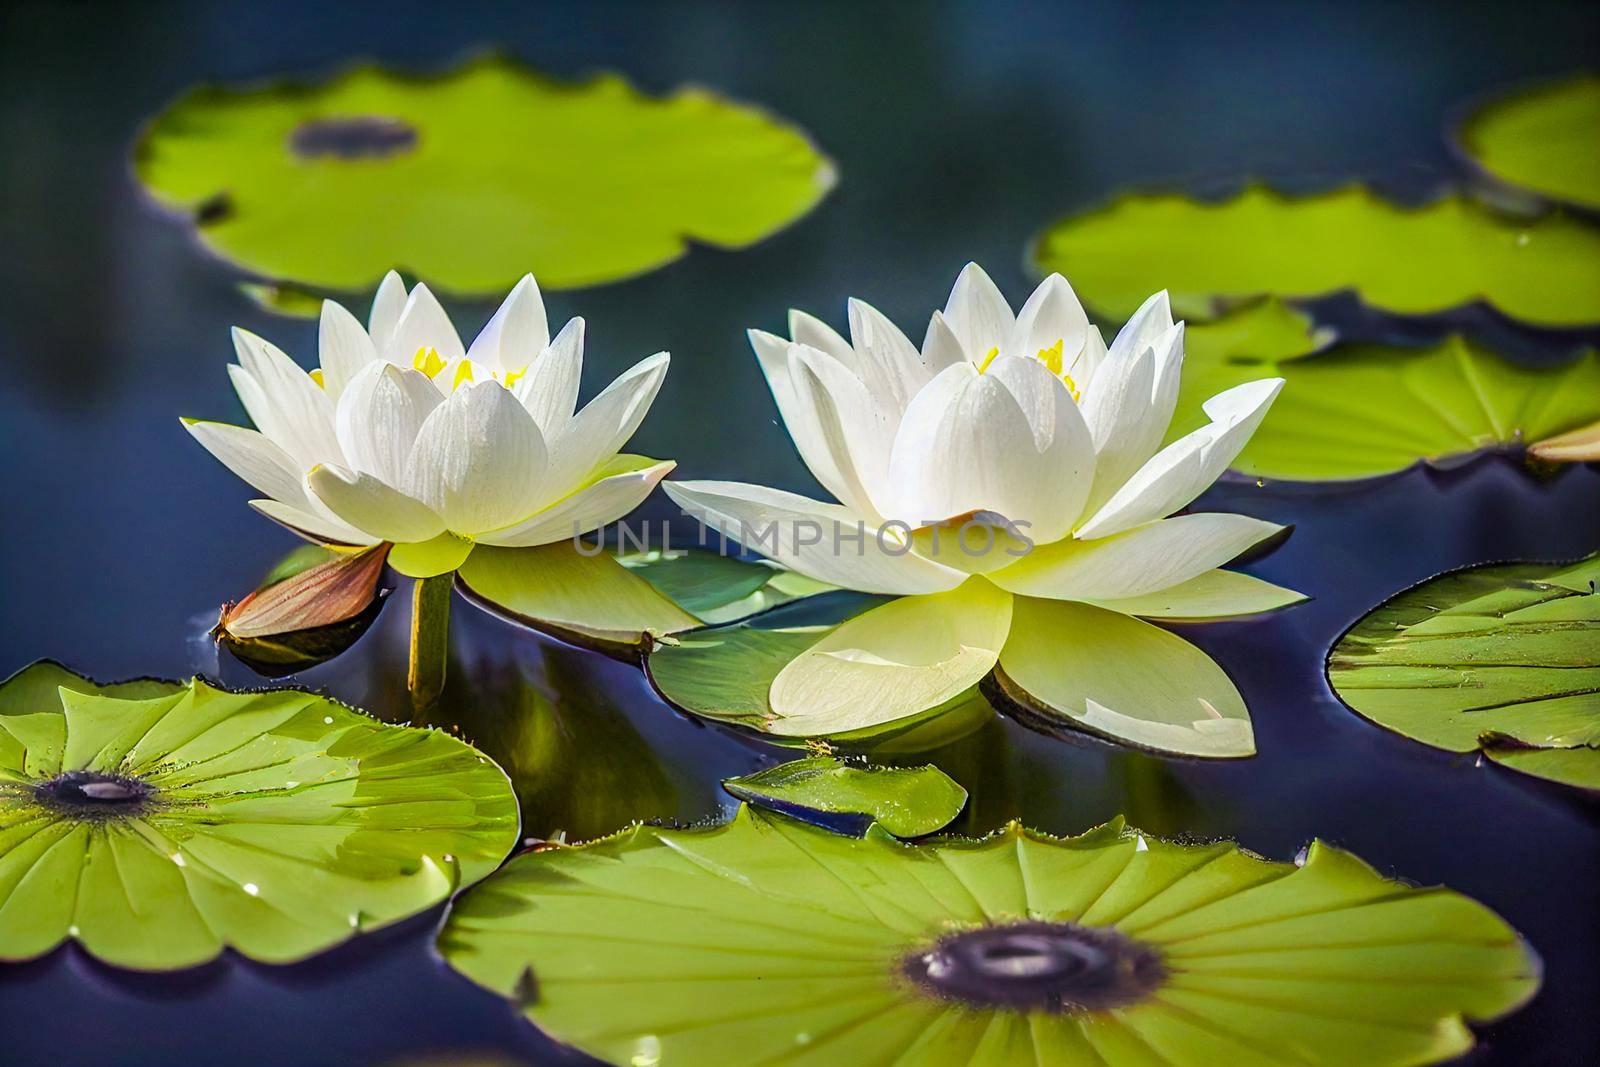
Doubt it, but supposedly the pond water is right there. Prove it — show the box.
[1,2,1597,1064]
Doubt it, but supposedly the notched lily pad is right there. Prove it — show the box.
[722,756,966,837]
[458,542,831,653]
[0,662,519,970]
[438,805,1539,1067]
[215,544,391,676]
[135,57,836,295]
[1328,554,1600,791]
[1030,184,1600,327]
[1456,73,1600,210]
[1170,319,1600,481]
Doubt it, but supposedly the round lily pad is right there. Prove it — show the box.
[1457,74,1600,210]
[0,662,519,970]
[1170,310,1600,481]
[458,543,833,652]
[438,806,1539,1067]
[1030,184,1600,326]
[134,58,836,295]
[1328,554,1599,792]
[722,756,967,837]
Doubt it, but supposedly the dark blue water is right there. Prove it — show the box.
[2,2,1597,1064]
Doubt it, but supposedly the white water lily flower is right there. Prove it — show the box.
[665,263,1302,756]
[185,272,672,577]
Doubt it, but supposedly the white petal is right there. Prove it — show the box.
[750,330,850,505]
[230,328,342,467]
[467,274,549,371]
[663,480,968,596]
[767,580,1013,736]
[984,356,1096,541]
[404,382,549,534]
[1105,290,1174,365]
[1084,568,1306,619]
[182,419,309,509]
[334,362,443,486]
[514,317,584,434]
[1076,378,1283,538]
[1079,322,1184,514]
[788,309,855,366]
[847,297,932,414]
[367,271,408,353]
[317,299,377,400]
[478,458,674,547]
[541,352,669,500]
[920,311,969,373]
[991,513,1284,601]
[307,465,447,544]
[943,262,1014,359]
[889,365,1076,533]
[1073,324,1109,385]
[788,343,896,516]
[387,282,465,366]
[249,498,375,546]
[1007,273,1089,365]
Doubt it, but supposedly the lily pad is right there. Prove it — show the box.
[458,542,830,651]
[1169,323,1600,481]
[1328,554,1599,791]
[1030,184,1600,326]
[438,806,1539,1067]
[0,662,519,969]
[135,58,836,296]
[1457,74,1600,210]
[722,757,966,837]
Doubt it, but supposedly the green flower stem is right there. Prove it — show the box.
[408,573,453,714]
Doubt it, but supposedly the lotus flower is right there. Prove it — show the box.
[185,272,672,577]
[664,264,1303,756]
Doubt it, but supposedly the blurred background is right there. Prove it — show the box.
[0,2,1596,1065]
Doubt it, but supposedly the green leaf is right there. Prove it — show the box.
[1328,554,1600,792]
[1030,184,1600,326]
[390,533,475,578]
[722,757,967,837]
[996,596,1255,758]
[438,806,1539,1067]
[459,542,832,650]
[1457,74,1600,210]
[0,663,519,970]
[134,58,836,295]
[1170,326,1600,482]
[646,594,997,749]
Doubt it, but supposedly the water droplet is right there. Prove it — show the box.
[243,882,260,896]
[1134,835,1149,852]
[170,853,186,867]
[442,853,455,863]
[323,716,334,725]
[629,1036,662,1067]
[794,1032,812,1045]
[68,924,80,937]
[284,781,299,789]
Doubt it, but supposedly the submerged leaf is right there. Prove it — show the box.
[0,663,519,970]
[1456,74,1600,210]
[1169,328,1600,482]
[1328,554,1600,791]
[722,757,966,837]
[439,805,1539,1067]
[135,58,835,295]
[1031,184,1600,326]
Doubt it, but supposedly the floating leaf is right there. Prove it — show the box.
[135,58,836,295]
[0,663,519,969]
[1457,74,1600,210]
[216,544,391,676]
[1169,328,1600,482]
[722,756,966,837]
[1031,184,1600,326]
[439,806,1539,1067]
[458,542,829,651]
[1328,554,1600,792]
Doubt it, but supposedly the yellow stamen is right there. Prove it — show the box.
[975,346,1000,373]
[503,365,528,388]
[1037,338,1065,375]
[413,346,446,378]
[309,368,325,388]
[452,359,475,389]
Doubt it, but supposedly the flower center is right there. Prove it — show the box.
[975,341,1081,400]
[901,920,1166,1012]
[34,770,156,821]
[408,349,528,392]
